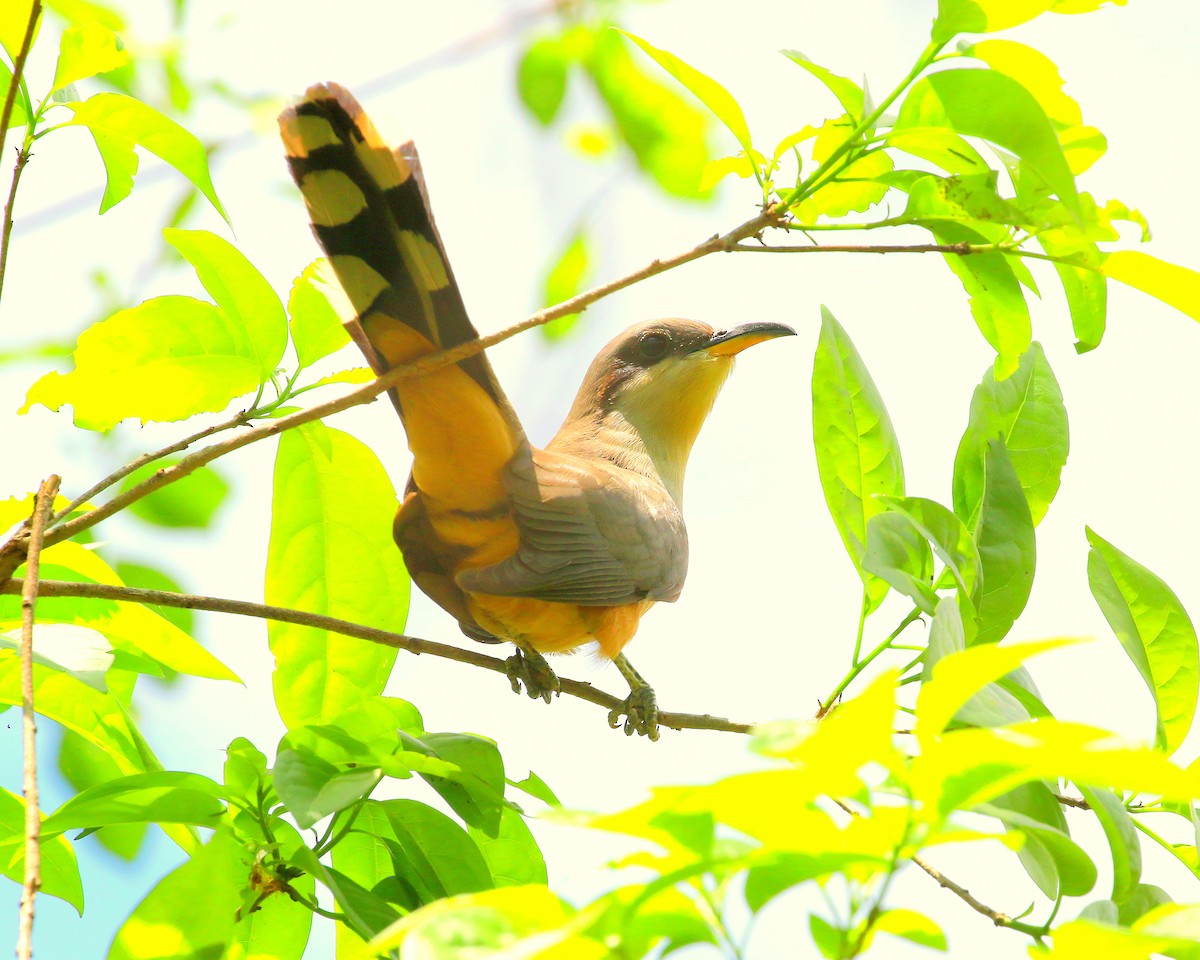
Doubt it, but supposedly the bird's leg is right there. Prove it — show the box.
[608,654,660,741]
[504,642,560,704]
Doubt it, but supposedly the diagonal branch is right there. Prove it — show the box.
[16,474,58,960]
[0,578,753,736]
[0,205,781,560]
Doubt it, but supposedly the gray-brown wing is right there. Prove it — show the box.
[454,446,687,605]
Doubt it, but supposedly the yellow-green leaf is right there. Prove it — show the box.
[53,21,128,91]
[266,422,409,728]
[1100,250,1200,323]
[288,258,352,369]
[1087,528,1199,756]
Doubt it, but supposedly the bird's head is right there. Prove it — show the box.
[560,318,795,499]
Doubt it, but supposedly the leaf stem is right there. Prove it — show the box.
[819,607,922,716]
[851,591,869,666]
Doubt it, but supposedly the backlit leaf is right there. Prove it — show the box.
[542,231,591,340]
[932,0,1054,43]
[1079,785,1142,904]
[0,0,41,63]
[42,771,225,836]
[953,342,1067,527]
[896,67,1079,218]
[67,93,228,221]
[108,830,244,960]
[119,459,229,529]
[53,21,128,91]
[621,30,751,155]
[862,511,935,614]
[272,748,380,830]
[266,422,408,728]
[963,40,1080,127]
[288,258,351,369]
[0,789,84,913]
[517,35,570,126]
[1086,528,1199,756]
[1100,250,1200,324]
[381,799,494,900]
[781,50,864,119]
[468,807,547,888]
[811,307,905,613]
[164,229,288,379]
[970,439,1035,645]
[21,296,261,430]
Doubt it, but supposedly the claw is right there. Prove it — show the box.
[609,653,660,740]
[504,647,560,703]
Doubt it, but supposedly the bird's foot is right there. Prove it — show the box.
[608,684,660,741]
[505,647,560,703]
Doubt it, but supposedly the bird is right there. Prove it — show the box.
[278,83,794,739]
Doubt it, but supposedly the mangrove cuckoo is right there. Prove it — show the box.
[279,84,793,739]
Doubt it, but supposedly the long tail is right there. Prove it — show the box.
[279,84,525,628]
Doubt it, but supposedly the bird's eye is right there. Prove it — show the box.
[638,333,671,361]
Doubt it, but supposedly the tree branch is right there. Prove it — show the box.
[0,579,753,736]
[17,475,58,960]
[3,204,781,558]
[730,241,982,256]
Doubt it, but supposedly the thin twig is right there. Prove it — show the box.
[730,241,980,256]
[0,579,754,736]
[16,475,58,960]
[0,144,33,305]
[0,0,39,161]
[1,205,781,560]
[0,1,40,307]
[50,408,256,524]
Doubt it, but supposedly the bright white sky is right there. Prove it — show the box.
[3,1,1200,957]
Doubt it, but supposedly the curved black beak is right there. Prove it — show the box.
[698,321,797,357]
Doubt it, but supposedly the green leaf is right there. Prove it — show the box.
[877,496,979,607]
[223,737,269,803]
[42,771,225,836]
[82,127,139,214]
[347,886,582,960]
[541,231,591,340]
[811,307,905,613]
[621,30,751,155]
[381,799,494,900]
[67,93,228,221]
[165,229,288,379]
[230,868,313,960]
[926,221,1031,377]
[0,789,84,913]
[986,781,1074,898]
[1078,785,1142,904]
[21,296,263,430]
[896,67,1079,218]
[469,807,547,887]
[5,541,239,683]
[1055,258,1107,353]
[416,732,507,836]
[114,562,193,636]
[953,342,1068,527]
[781,50,863,119]
[58,727,147,859]
[272,748,381,829]
[1086,528,1199,756]
[288,258,351,369]
[108,830,244,960]
[508,771,560,808]
[119,459,229,528]
[1100,250,1200,324]
[291,845,401,943]
[978,793,1096,898]
[963,40,1081,128]
[585,28,711,199]
[0,62,28,129]
[266,421,408,728]
[970,439,1035,645]
[862,511,935,614]
[0,657,151,774]
[932,0,1055,45]
[869,909,947,952]
[53,21,128,91]
[517,35,570,126]
[1117,884,1174,926]
[916,635,1074,744]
